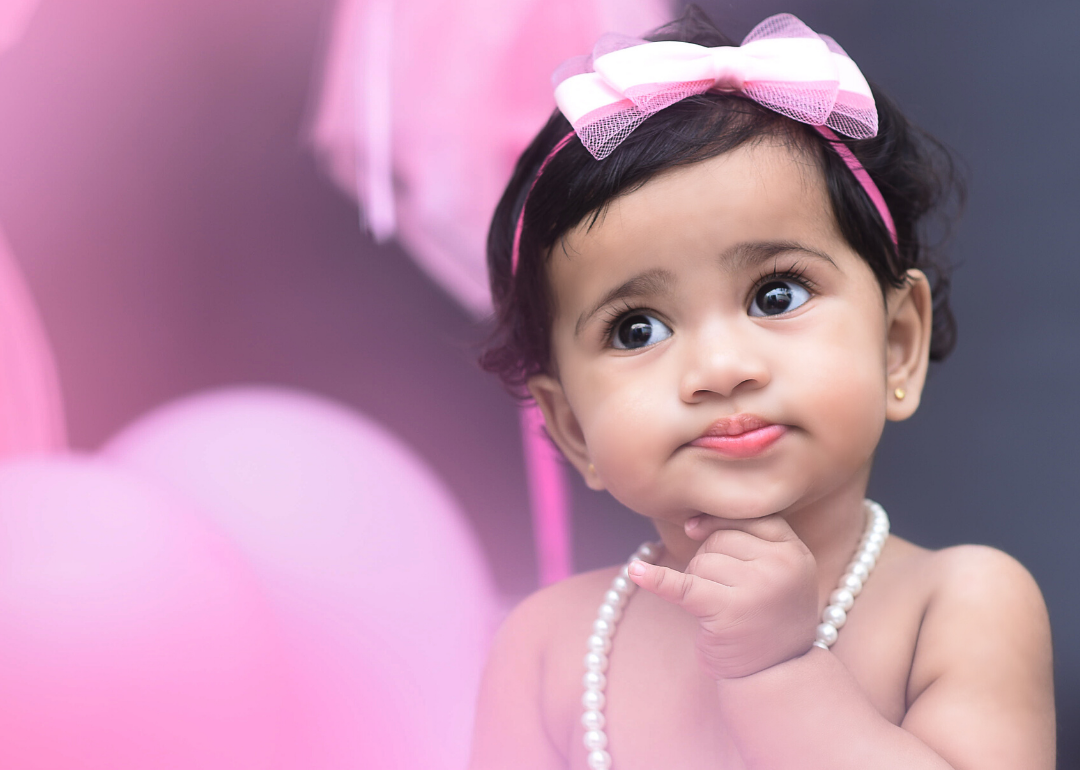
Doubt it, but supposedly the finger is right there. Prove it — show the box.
[628,559,730,618]
[686,551,752,583]
[687,529,767,562]
[684,512,798,544]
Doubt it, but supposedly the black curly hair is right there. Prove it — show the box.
[481,6,962,397]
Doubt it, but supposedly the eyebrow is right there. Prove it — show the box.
[723,240,837,272]
[575,268,675,337]
[572,242,836,338]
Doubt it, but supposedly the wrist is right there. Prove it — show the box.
[714,644,834,691]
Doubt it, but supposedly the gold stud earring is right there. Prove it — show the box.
[587,463,596,476]
[894,388,906,401]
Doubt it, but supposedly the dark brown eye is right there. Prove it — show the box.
[612,313,672,350]
[750,280,810,317]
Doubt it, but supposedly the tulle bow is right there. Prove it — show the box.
[553,14,878,160]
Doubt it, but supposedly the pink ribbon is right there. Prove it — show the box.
[553,14,878,161]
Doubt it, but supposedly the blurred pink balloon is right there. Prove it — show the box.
[0,227,66,457]
[105,387,500,770]
[0,456,298,770]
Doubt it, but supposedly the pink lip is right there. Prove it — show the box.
[688,415,787,459]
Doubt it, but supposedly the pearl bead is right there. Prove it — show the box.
[848,561,870,581]
[618,564,630,580]
[604,589,626,608]
[587,634,611,655]
[822,605,847,628]
[582,710,606,731]
[856,551,876,569]
[598,603,622,623]
[583,671,607,691]
[584,651,608,673]
[587,749,613,770]
[582,689,606,711]
[637,543,657,560]
[815,622,839,646]
[829,588,855,611]
[841,573,863,595]
[593,618,613,637]
[611,576,631,594]
[584,729,608,751]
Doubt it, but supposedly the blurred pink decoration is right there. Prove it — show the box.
[0,0,65,456]
[0,457,299,770]
[105,387,499,770]
[0,0,39,53]
[0,228,66,457]
[309,0,670,586]
[521,402,571,585]
[310,0,669,316]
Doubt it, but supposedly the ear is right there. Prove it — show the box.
[527,374,605,491]
[885,269,933,422]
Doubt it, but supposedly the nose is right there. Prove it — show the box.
[677,323,771,403]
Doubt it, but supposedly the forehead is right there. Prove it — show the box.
[549,139,844,310]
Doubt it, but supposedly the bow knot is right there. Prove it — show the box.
[707,47,748,91]
[553,14,877,160]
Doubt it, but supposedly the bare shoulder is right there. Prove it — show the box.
[902,544,1055,769]
[909,544,1051,683]
[877,539,1047,623]
[468,566,622,770]
[915,545,1050,661]
[926,543,1046,603]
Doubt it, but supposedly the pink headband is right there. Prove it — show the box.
[511,13,897,274]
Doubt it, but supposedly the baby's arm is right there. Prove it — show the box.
[895,545,1054,766]
[631,520,1054,769]
[467,589,567,770]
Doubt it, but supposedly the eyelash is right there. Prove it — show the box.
[750,262,817,297]
[600,300,645,344]
[599,264,819,345]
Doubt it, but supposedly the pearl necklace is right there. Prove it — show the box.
[580,500,890,770]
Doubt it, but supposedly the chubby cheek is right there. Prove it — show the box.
[567,366,677,510]
[791,313,888,477]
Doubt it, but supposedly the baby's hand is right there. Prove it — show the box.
[628,515,818,679]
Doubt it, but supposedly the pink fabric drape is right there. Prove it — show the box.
[309,0,670,585]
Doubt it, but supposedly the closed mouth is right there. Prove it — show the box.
[688,416,787,458]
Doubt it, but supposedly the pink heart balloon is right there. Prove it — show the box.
[0,456,299,770]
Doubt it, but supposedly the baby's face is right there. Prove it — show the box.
[535,139,903,552]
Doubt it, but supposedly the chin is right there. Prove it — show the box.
[689,482,802,520]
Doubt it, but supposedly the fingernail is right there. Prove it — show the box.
[628,560,646,577]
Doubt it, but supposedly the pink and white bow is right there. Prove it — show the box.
[553,13,878,161]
